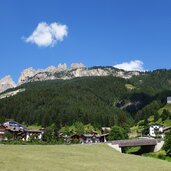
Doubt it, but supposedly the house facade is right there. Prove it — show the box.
[25,130,44,141]
[149,124,164,138]
[81,133,108,143]
[69,132,109,144]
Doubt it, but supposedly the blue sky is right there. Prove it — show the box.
[0,0,171,81]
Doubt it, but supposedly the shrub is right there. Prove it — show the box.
[163,130,171,156]
[157,151,166,159]
[108,126,128,140]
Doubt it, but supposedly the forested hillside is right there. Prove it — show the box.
[0,69,171,129]
[0,77,132,128]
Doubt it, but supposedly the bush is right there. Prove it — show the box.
[157,151,166,159]
[108,126,128,140]
[4,132,13,140]
[161,109,170,121]
[163,130,171,156]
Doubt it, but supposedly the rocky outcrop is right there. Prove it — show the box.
[0,75,16,93]
[0,64,141,93]
[45,66,56,73]
[70,63,85,70]
[17,64,140,84]
[57,63,67,72]
[18,67,37,85]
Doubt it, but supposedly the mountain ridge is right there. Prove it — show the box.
[0,64,141,93]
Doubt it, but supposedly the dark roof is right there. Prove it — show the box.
[112,139,157,147]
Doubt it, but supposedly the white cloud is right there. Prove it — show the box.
[24,22,68,47]
[114,60,144,71]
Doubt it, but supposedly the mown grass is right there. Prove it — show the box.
[0,144,171,171]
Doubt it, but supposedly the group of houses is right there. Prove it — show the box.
[1,120,171,143]
[0,121,111,143]
[0,121,44,141]
[62,127,111,144]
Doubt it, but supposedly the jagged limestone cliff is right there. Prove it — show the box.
[0,63,140,93]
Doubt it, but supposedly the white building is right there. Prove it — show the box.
[167,97,171,104]
[149,124,164,138]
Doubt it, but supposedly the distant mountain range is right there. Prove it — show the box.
[0,63,140,93]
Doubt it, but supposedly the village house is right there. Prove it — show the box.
[65,130,109,144]
[81,133,108,143]
[149,124,171,138]
[149,124,164,138]
[0,121,44,141]
[3,121,26,132]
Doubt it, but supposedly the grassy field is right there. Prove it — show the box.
[0,144,171,171]
[158,104,171,115]
[125,83,136,90]
[158,104,171,126]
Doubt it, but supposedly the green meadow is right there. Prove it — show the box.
[0,144,171,171]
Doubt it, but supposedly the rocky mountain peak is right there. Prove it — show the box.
[70,63,85,70]
[0,75,16,93]
[18,67,37,85]
[45,66,56,73]
[57,63,67,72]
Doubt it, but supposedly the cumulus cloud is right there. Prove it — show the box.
[24,22,68,47]
[114,60,144,71]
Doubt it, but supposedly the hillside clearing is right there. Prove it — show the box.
[158,104,171,115]
[0,144,171,171]
[125,83,136,90]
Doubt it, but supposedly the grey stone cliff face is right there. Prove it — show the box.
[0,64,141,93]
[0,75,16,93]
[17,65,140,84]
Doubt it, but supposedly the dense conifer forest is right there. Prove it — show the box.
[0,69,171,130]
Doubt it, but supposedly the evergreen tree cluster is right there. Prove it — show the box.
[0,77,132,128]
[1,69,171,129]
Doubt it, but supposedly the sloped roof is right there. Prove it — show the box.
[112,139,157,147]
